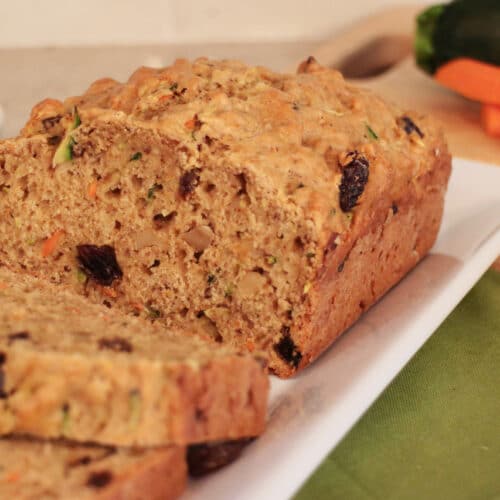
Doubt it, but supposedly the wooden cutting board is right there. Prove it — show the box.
[310,5,500,166]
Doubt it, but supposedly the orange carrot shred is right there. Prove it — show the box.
[130,301,144,312]
[41,229,65,257]
[435,58,500,106]
[246,340,255,352]
[159,94,173,103]
[481,103,500,138]
[87,180,98,199]
[5,471,20,483]
[184,117,196,130]
[97,286,118,298]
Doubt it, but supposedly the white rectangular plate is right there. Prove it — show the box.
[186,158,500,500]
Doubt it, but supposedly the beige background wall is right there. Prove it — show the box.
[0,0,432,47]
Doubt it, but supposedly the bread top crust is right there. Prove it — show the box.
[18,57,449,251]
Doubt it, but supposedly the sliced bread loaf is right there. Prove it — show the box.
[0,268,268,446]
[0,437,186,500]
[0,57,451,376]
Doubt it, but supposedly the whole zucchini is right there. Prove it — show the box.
[415,0,500,74]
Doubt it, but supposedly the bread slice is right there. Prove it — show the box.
[0,57,451,377]
[0,268,268,446]
[0,437,186,500]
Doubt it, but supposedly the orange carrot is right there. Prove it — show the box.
[5,471,20,483]
[41,229,64,257]
[184,117,196,130]
[97,285,118,298]
[159,94,173,103]
[87,180,98,199]
[481,103,500,138]
[130,301,144,313]
[435,58,500,106]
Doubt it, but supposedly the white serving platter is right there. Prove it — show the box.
[186,158,500,500]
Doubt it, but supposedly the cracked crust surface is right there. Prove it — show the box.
[0,269,268,446]
[0,57,451,376]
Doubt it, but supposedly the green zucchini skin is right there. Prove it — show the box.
[416,0,500,74]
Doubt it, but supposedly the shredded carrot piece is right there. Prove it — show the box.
[246,340,255,352]
[97,286,118,298]
[159,94,173,103]
[435,58,500,106]
[481,103,500,138]
[5,471,20,483]
[41,229,65,257]
[184,118,196,130]
[130,301,144,312]
[87,180,98,199]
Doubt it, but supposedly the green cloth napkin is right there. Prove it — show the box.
[296,269,500,500]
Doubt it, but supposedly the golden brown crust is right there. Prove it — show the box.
[296,151,451,371]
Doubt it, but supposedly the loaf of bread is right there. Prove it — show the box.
[0,57,451,377]
[0,437,186,500]
[0,268,268,446]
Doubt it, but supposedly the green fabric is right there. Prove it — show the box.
[296,270,500,500]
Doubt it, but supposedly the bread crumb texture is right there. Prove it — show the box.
[0,57,451,376]
[0,269,268,446]
[0,437,186,500]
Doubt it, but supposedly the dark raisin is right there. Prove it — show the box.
[86,471,113,489]
[149,259,161,268]
[102,300,112,309]
[274,326,302,368]
[179,168,201,198]
[47,135,62,146]
[399,116,424,138]
[76,244,123,286]
[0,352,6,365]
[42,115,61,130]
[294,236,304,250]
[252,266,265,275]
[98,337,133,353]
[392,203,399,214]
[194,251,203,262]
[236,173,247,196]
[207,274,217,284]
[187,438,253,477]
[338,151,369,212]
[7,332,30,345]
[153,211,177,228]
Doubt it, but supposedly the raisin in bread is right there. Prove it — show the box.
[0,437,185,500]
[0,268,268,446]
[0,57,451,377]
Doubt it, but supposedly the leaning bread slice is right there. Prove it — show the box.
[0,437,186,500]
[0,268,268,446]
